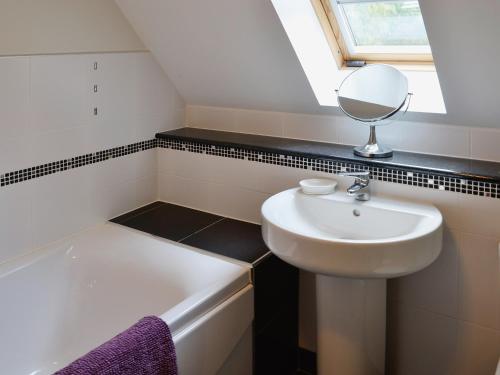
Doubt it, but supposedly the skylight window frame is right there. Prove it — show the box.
[313,0,434,66]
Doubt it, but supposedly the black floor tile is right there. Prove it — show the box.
[110,201,164,224]
[298,348,317,375]
[111,202,223,242]
[180,218,270,263]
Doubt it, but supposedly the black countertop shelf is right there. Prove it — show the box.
[156,128,500,184]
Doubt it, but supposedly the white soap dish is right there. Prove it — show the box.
[300,178,337,195]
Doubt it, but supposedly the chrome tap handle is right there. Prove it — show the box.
[338,171,370,185]
[337,171,370,177]
[339,171,371,201]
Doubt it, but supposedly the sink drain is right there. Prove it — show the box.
[353,209,361,217]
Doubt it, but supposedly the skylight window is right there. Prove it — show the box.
[271,0,445,113]
[315,0,433,64]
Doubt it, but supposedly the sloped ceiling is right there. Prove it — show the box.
[116,0,500,128]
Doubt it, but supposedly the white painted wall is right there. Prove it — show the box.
[418,0,500,129]
[117,0,500,128]
[0,0,146,56]
[115,0,320,115]
[0,52,184,264]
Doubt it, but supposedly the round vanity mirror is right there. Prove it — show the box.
[337,64,410,158]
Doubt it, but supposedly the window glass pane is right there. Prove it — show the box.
[340,1,429,47]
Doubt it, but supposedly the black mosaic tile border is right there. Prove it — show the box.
[0,139,157,188]
[157,138,500,199]
[3,134,499,200]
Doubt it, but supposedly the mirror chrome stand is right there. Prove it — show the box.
[336,64,413,160]
[353,125,393,158]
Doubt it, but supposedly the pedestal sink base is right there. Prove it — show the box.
[316,275,386,375]
[262,188,443,373]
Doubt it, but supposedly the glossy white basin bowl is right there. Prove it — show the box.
[261,188,443,278]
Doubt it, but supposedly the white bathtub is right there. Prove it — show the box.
[0,223,254,375]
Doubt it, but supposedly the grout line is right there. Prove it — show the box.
[177,217,226,243]
[251,251,273,266]
[0,50,150,58]
[112,203,164,224]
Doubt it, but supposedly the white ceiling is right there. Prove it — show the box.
[116,0,500,128]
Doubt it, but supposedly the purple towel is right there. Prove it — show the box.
[55,316,177,375]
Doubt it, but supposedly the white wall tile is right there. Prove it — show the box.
[0,51,184,263]
[336,118,402,151]
[158,172,269,223]
[157,148,177,175]
[0,57,30,138]
[83,117,137,153]
[470,127,500,162]
[186,105,237,131]
[458,233,500,329]
[186,105,482,160]
[135,175,158,208]
[28,153,150,249]
[326,117,471,157]
[454,194,500,238]
[158,148,333,195]
[30,55,88,133]
[397,122,470,157]
[0,183,32,264]
[282,113,337,143]
[0,136,34,172]
[31,127,88,166]
[92,180,138,221]
[235,109,283,136]
[89,53,138,124]
[184,105,196,126]
[135,149,157,180]
[157,171,173,202]
[31,167,95,248]
[390,227,460,317]
[388,302,458,375]
[453,322,500,375]
[91,154,139,190]
[335,118,369,146]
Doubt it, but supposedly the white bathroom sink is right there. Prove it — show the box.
[261,188,443,278]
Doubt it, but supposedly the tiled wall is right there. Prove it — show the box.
[185,105,500,162]
[3,54,499,372]
[157,105,500,374]
[0,52,184,264]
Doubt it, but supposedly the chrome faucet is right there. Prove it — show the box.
[339,171,370,201]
